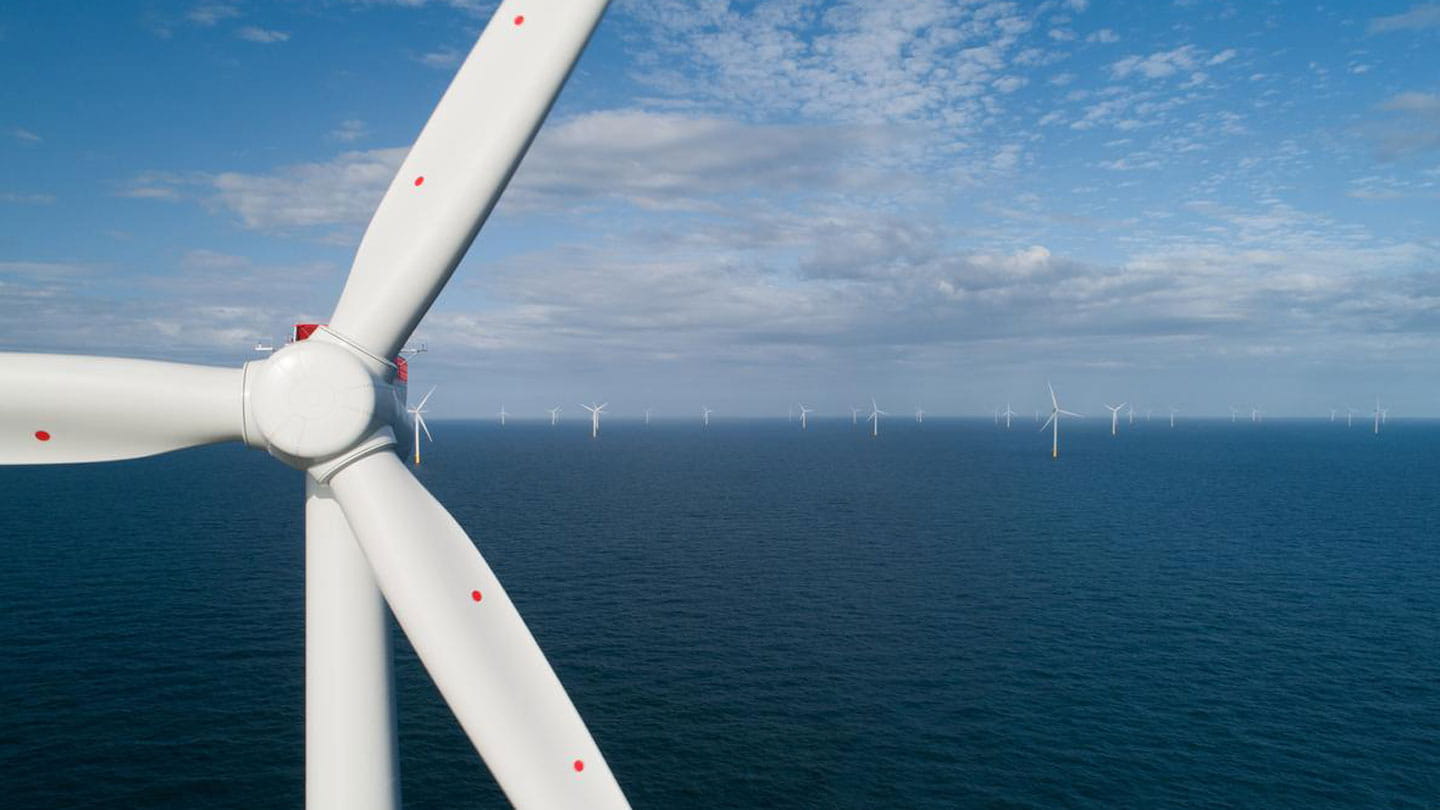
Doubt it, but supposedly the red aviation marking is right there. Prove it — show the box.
[413,176,425,187]
[471,590,483,602]
[514,15,525,26]
[573,759,585,773]
[34,430,51,442]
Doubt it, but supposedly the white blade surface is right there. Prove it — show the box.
[328,0,612,360]
[0,352,241,464]
[328,451,630,810]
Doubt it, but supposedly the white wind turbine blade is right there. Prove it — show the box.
[328,0,614,361]
[0,353,242,464]
[414,412,433,443]
[1047,382,1058,410]
[329,451,629,810]
[415,385,437,412]
[1059,409,1082,418]
[1040,412,1056,431]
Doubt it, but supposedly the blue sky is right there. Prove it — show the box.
[2,0,1438,418]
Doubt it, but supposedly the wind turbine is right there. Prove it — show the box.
[1041,383,1082,459]
[867,398,886,437]
[1001,403,1016,428]
[1229,406,1239,424]
[547,406,561,426]
[0,4,629,809]
[798,403,814,430]
[1252,406,1263,424]
[1373,399,1383,435]
[850,405,861,426]
[499,403,509,426]
[702,406,713,427]
[1330,408,1337,423]
[914,406,925,424]
[408,386,436,464]
[581,402,608,439]
[1104,402,1127,437]
[1346,406,1356,427]
[1169,406,1180,428]
[1127,404,1134,426]
[787,403,794,423]
[643,407,652,426]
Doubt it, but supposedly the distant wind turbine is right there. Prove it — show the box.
[787,403,794,423]
[1229,406,1239,424]
[867,398,886,438]
[1127,403,1134,426]
[915,406,925,424]
[702,407,713,427]
[547,406,561,426]
[644,407,653,426]
[1041,383,1082,459]
[581,402,606,439]
[1001,403,1016,428]
[1251,406,1263,424]
[1105,402,1127,437]
[798,404,814,430]
[498,404,508,426]
[1346,406,1355,427]
[407,386,435,465]
[1169,406,1179,428]
[1329,408,1337,423]
[850,406,861,426]
[1373,399,1383,435]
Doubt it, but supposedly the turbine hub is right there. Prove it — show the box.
[246,339,383,463]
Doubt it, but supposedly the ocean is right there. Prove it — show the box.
[2,419,1437,808]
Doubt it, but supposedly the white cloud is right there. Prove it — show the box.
[1087,28,1120,44]
[186,3,240,26]
[236,26,290,44]
[416,49,464,70]
[0,192,56,204]
[1109,45,1204,79]
[8,127,41,145]
[328,119,368,142]
[1368,4,1440,33]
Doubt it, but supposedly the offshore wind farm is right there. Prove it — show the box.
[3,1,1439,809]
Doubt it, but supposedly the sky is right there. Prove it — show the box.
[1,0,1438,419]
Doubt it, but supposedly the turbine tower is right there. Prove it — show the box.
[1041,383,1082,459]
[408,386,436,464]
[0,3,630,808]
[547,406,561,426]
[867,398,886,437]
[644,407,652,426]
[1346,406,1356,427]
[798,403,814,430]
[1001,403,1016,428]
[914,406,925,424]
[581,402,607,439]
[702,406,713,427]
[1229,406,1239,424]
[1373,399,1383,435]
[498,404,509,426]
[1104,402,1127,437]
[850,406,861,426]
[1169,406,1179,428]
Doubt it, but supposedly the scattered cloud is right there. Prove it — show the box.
[1368,4,1440,34]
[0,192,56,205]
[186,3,241,27]
[328,119,368,142]
[416,49,464,70]
[1087,28,1120,44]
[8,127,41,145]
[236,26,290,44]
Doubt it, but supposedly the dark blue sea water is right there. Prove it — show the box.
[2,419,1437,808]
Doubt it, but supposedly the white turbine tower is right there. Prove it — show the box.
[1230,406,1239,424]
[850,405,862,426]
[581,402,607,439]
[1001,403,1016,428]
[1346,406,1356,427]
[547,406,561,426]
[798,403,814,430]
[867,398,886,437]
[915,406,925,424]
[1373,399,1383,435]
[0,4,629,809]
[702,406,713,427]
[1252,406,1263,424]
[1127,404,1135,426]
[1041,383,1082,459]
[1104,402,1127,437]
[643,407,652,426]
[408,386,436,465]
[1330,408,1337,423]
[1169,406,1180,428]
[499,403,509,426]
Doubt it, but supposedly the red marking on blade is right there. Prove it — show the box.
[413,176,425,187]
[573,759,585,773]
[514,15,525,25]
[34,430,51,442]
[471,590,483,602]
